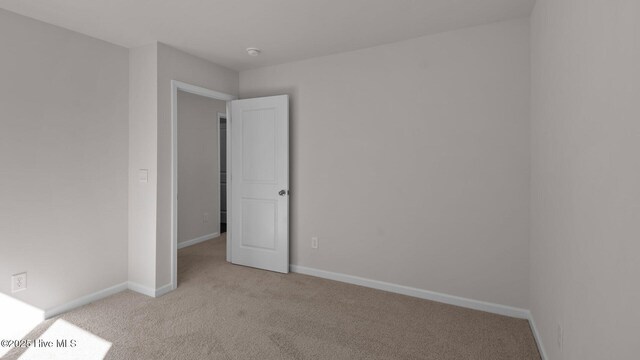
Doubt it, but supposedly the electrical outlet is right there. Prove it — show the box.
[203,212,210,223]
[557,324,564,351]
[311,236,319,249]
[12,272,27,293]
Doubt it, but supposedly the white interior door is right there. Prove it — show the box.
[230,95,289,273]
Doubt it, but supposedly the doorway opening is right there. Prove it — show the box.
[170,81,236,291]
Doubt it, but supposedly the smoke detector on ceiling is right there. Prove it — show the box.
[246,48,262,57]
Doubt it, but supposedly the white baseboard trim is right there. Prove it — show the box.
[42,280,175,319]
[154,283,173,297]
[177,232,219,249]
[44,282,128,319]
[127,281,173,298]
[127,281,155,297]
[527,312,548,360]
[290,265,530,319]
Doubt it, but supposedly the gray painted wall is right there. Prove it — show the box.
[530,1,640,359]
[0,9,129,310]
[239,18,531,309]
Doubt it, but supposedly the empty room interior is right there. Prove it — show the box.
[0,0,638,359]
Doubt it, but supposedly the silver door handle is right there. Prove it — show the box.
[279,190,289,196]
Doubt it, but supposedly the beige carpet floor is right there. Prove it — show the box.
[4,235,540,359]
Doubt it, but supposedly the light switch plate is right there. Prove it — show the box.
[139,169,149,183]
[12,272,27,293]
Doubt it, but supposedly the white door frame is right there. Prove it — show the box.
[170,80,236,291]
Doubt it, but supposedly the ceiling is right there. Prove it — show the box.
[0,0,535,71]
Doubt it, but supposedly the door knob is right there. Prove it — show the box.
[279,190,288,196]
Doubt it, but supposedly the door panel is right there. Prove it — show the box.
[230,95,289,273]
[242,110,276,183]
[241,199,277,250]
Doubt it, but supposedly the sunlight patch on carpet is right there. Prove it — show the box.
[0,293,44,357]
[18,319,111,360]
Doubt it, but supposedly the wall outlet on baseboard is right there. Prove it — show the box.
[12,272,27,293]
[311,236,319,249]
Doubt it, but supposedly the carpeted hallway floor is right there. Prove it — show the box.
[4,235,540,359]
